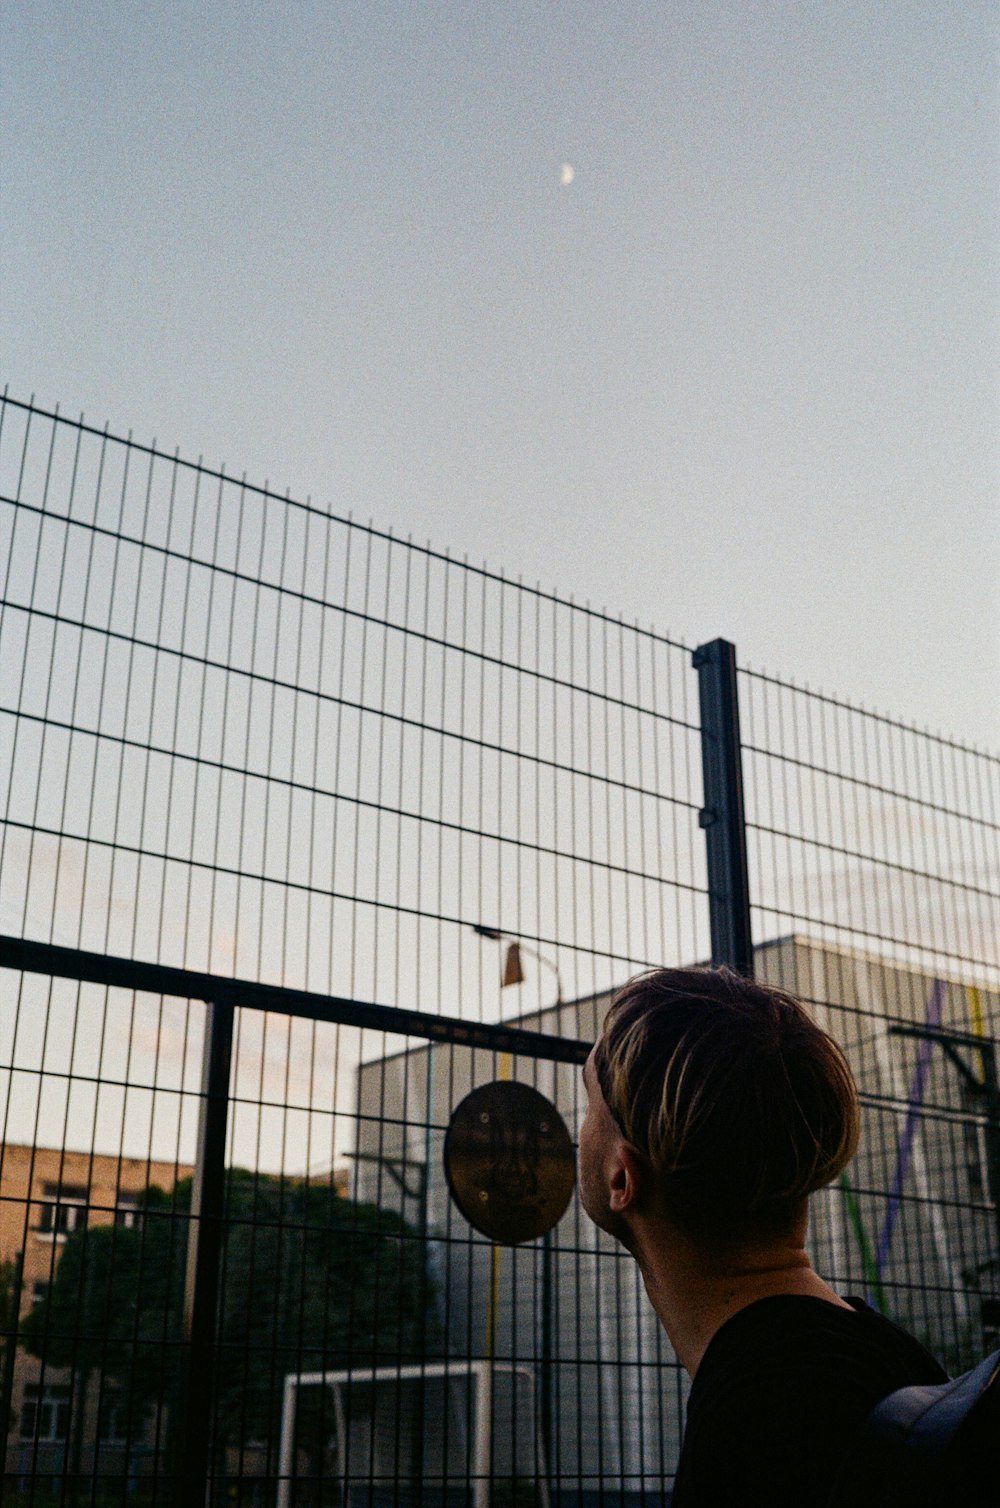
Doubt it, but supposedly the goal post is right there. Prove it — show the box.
[276,1360,549,1508]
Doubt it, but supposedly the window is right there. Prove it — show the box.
[31,1281,49,1307]
[114,1192,143,1230]
[36,1183,88,1239]
[19,1384,70,1442]
[98,1393,129,1445]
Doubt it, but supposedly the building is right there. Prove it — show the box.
[351,935,1000,1503]
[0,1144,194,1484]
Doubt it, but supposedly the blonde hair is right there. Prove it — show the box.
[593,967,859,1228]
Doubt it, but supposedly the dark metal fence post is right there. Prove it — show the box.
[181,996,235,1506]
[692,638,753,976]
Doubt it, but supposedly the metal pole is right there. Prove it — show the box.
[692,638,753,976]
[540,1230,553,1492]
[180,997,235,1506]
[473,1359,492,1508]
[276,1375,296,1508]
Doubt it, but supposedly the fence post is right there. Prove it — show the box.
[692,638,753,976]
[181,995,235,1505]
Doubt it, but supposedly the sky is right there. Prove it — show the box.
[1,1,998,750]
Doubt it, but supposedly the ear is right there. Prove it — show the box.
[608,1142,645,1215]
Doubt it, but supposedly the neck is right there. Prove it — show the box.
[626,1210,850,1378]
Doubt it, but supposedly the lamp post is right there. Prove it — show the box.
[471,925,565,1005]
[470,924,564,1492]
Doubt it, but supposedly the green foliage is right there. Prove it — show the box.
[0,1255,18,1378]
[0,1256,16,1331]
[21,1170,434,1453]
[214,1167,434,1445]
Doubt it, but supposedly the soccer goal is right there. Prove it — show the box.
[276,1360,549,1508]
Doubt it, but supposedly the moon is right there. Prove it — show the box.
[560,162,575,186]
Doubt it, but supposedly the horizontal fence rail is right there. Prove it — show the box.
[0,937,592,1067]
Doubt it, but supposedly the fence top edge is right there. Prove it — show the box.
[737,662,1000,764]
[0,391,690,655]
[5,392,994,759]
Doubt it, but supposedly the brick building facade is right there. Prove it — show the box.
[1,1144,193,1482]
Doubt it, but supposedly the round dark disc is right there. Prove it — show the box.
[444,1080,576,1244]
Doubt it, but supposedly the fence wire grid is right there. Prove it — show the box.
[0,392,997,1506]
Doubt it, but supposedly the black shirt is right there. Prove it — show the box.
[671,1294,948,1507]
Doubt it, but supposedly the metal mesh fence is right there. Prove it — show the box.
[0,394,705,1504]
[738,670,1000,1372]
[0,391,997,1504]
[0,395,707,1003]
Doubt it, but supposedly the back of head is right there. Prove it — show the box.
[593,967,859,1236]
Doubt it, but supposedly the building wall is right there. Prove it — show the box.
[1,1144,193,1480]
[769,937,1000,1369]
[353,935,999,1493]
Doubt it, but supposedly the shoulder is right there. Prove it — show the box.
[694,1294,946,1395]
[674,1296,947,1508]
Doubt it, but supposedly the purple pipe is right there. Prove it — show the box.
[873,978,944,1281]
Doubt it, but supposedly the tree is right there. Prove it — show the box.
[214,1167,434,1454]
[0,1255,18,1363]
[21,1169,434,1476]
[19,1185,191,1493]
[0,1254,22,1438]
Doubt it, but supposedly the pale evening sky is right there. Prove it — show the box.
[2,1,997,748]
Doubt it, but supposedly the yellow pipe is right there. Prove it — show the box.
[484,1053,513,1359]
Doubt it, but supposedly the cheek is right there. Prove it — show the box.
[577,1102,594,1158]
[577,1104,601,1187]
[576,1108,611,1228]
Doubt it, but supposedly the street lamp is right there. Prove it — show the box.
[471,925,565,1004]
